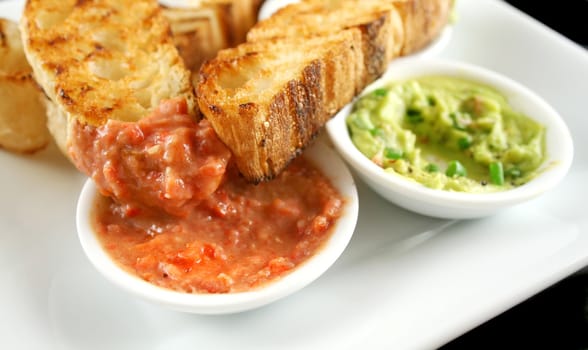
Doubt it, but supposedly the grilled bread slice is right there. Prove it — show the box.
[197,29,364,182]
[20,0,197,154]
[247,0,405,87]
[248,0,453,63]
[198,0,451,181]
[0,18,49,153]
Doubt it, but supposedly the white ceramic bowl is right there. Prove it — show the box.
[257,0,452,59]
[76,138,358,314]
[326,58,574,219]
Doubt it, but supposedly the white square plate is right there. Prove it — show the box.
[1,0,587,349]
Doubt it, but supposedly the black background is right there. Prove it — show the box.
[504,0,588,47]
[442,1,588,349]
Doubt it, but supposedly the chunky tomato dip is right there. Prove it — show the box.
[70,99,232,217]
[71,98,344,293]
[92,158,343,293]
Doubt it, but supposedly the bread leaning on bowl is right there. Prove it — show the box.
[197,0,453,182]
[198,29,364,182]
[19,0,197,158]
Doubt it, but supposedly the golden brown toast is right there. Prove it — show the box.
[20,0,197,135]
[248,0,453,63]
[197,0,452,182]
[0,18,49,153]
[197,29,364,182]
[247,0,405,86]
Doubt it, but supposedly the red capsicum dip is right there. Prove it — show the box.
[70,98,344,293]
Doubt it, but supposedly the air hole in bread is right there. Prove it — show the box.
[129,66,157,109]
[217,71,250,90]
[132,88,153,110]
[92,29,127,52]
[35,6,73,31]
[87,58,128,81]
[215,56,264,90]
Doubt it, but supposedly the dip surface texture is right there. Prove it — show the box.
[347,76,546,192]
[70,99,232,217]
[71,98,345,294]
[92,157,343,293]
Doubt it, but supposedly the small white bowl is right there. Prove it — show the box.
[326,58,574,219]
[76,138,358,314]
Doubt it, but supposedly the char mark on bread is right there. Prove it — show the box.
[197,29,364,182]
[197,0,452,182]
[20,0,197,131]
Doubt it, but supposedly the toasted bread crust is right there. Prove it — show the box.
[198,30,363,181]
[354,10,398,85]
[20,0,196,128]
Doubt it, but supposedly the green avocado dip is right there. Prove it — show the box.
[346,76,546,192]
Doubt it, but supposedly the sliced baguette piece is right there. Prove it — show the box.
[248,0,453,68]
[0,18,49,153]
[20,0,197,136]
[197,29,364,182]
[247,0,405,87]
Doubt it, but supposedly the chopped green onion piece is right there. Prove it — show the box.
[352,111,375,130]
[505,167,522,178]
[425,163,440,173]
[457,137,472,150]
[373,88,387,97]
[384,147,403,160]
[407,108,421,116]
[369,128,383,137]
[446,160,467,178]
[489,162,505,185]
[406,108,424,124]
[449,112,467,131]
